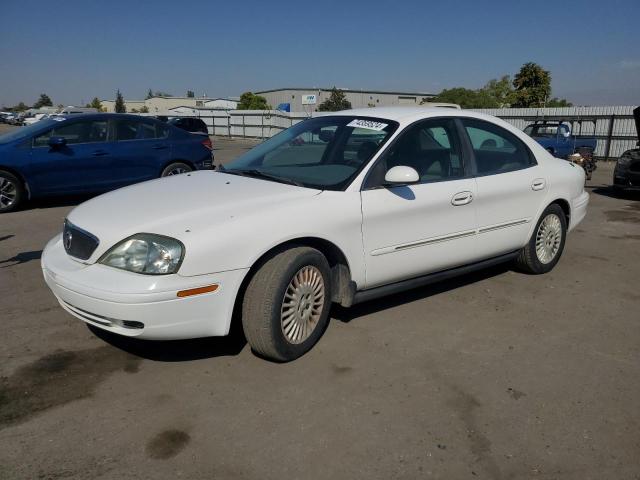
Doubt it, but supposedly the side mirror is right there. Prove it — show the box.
[318,129,334,143]
[384,166,419,186]
[48,136,67,148]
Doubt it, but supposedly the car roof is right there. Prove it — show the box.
[327,106,507,126]
[53,113,160,121]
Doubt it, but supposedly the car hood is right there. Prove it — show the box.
[67,171,321,260]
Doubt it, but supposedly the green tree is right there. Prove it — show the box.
[33,93,53,108]
[481,75,516,107]
[10,102,28,112]
[115,89,126,113]
[427,87,496,109]
[512,62,551,108]
[186,90,195,98]
[546,97,573,107]
[317,87,352,111]
[146,88,154,100]
[154,91,172,97]
[87,97,103,111]
[237,91,270,110]
[130,108,139,113]
[139,105,149,113]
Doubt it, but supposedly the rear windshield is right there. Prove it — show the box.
[524,125,559,138]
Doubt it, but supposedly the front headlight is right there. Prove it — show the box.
[99,234,184,275]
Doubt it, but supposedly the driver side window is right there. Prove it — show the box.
[33,120,108,147]
[365,118,464,188]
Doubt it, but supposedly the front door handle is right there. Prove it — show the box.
[92,150,109,156]
[531,178,546,191]
[451,191,473,206]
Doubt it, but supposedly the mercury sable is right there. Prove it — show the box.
[42,108,589,361]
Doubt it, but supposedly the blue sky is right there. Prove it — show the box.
[1,0,638,107]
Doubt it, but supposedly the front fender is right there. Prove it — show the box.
[177,191,367,286]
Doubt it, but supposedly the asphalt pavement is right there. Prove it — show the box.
[0,133,639,479]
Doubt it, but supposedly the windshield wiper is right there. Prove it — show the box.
[221,168,304,187]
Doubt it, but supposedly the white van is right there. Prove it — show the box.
[59,106,99,115]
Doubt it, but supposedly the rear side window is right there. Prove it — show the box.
[114,119,165,141]
[33,120,108,147]
[461,118,535,175]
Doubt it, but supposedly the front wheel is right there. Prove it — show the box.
[0,170,25,213]
[241,246,332,362]
[161,162,193,177]
[515,204,567,274]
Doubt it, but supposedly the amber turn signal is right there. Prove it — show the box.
[176,284,219,298]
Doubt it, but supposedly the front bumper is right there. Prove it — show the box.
[613,167,640,189]
[42,234,248,340]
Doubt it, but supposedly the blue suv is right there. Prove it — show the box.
[0,113,214,212]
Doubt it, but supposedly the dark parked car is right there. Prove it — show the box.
[167,117,209,135]
[0,113,214,213]
[613,106,640,191]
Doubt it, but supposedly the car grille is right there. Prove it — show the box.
[63,220,99,260]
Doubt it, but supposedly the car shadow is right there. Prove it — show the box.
[0,249,42,268]
[90,264,513,360]
[88,320,247,362]
[590,186,640,201]
[26,193,98,210]
[331,263,511,323]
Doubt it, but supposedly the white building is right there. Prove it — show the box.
[101,96,238,113]
[256,87,435,112]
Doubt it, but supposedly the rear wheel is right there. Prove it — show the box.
[515,204,567,274]
[241,246,332,362]
[161,162,192,177]
[0,170,25,213]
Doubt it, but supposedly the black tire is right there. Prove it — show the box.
[241,246,332,362]
[0,170,25,213]
[161,162,192,177]
[515,203,567,274]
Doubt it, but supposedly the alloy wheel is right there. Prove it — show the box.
[0,176,17,210]
[166,167,188,176]
[535,213,562,264]
[280,265,325,344]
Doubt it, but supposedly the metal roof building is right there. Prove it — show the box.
[100,96,238,113]
[256,87,435,112]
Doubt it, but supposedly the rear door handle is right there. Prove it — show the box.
[531,178,546,191]
[92,150,108,156]
[451,191,473,206]
[152,145,168,150]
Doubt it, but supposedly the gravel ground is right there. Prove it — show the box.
[0,130,639,479]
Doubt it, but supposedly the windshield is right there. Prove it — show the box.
[0,119,61,144]
[221,116,398,190]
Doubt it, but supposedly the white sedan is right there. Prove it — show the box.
[42,108,589,361]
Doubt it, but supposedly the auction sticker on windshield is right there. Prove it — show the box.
[347,119,388,131]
